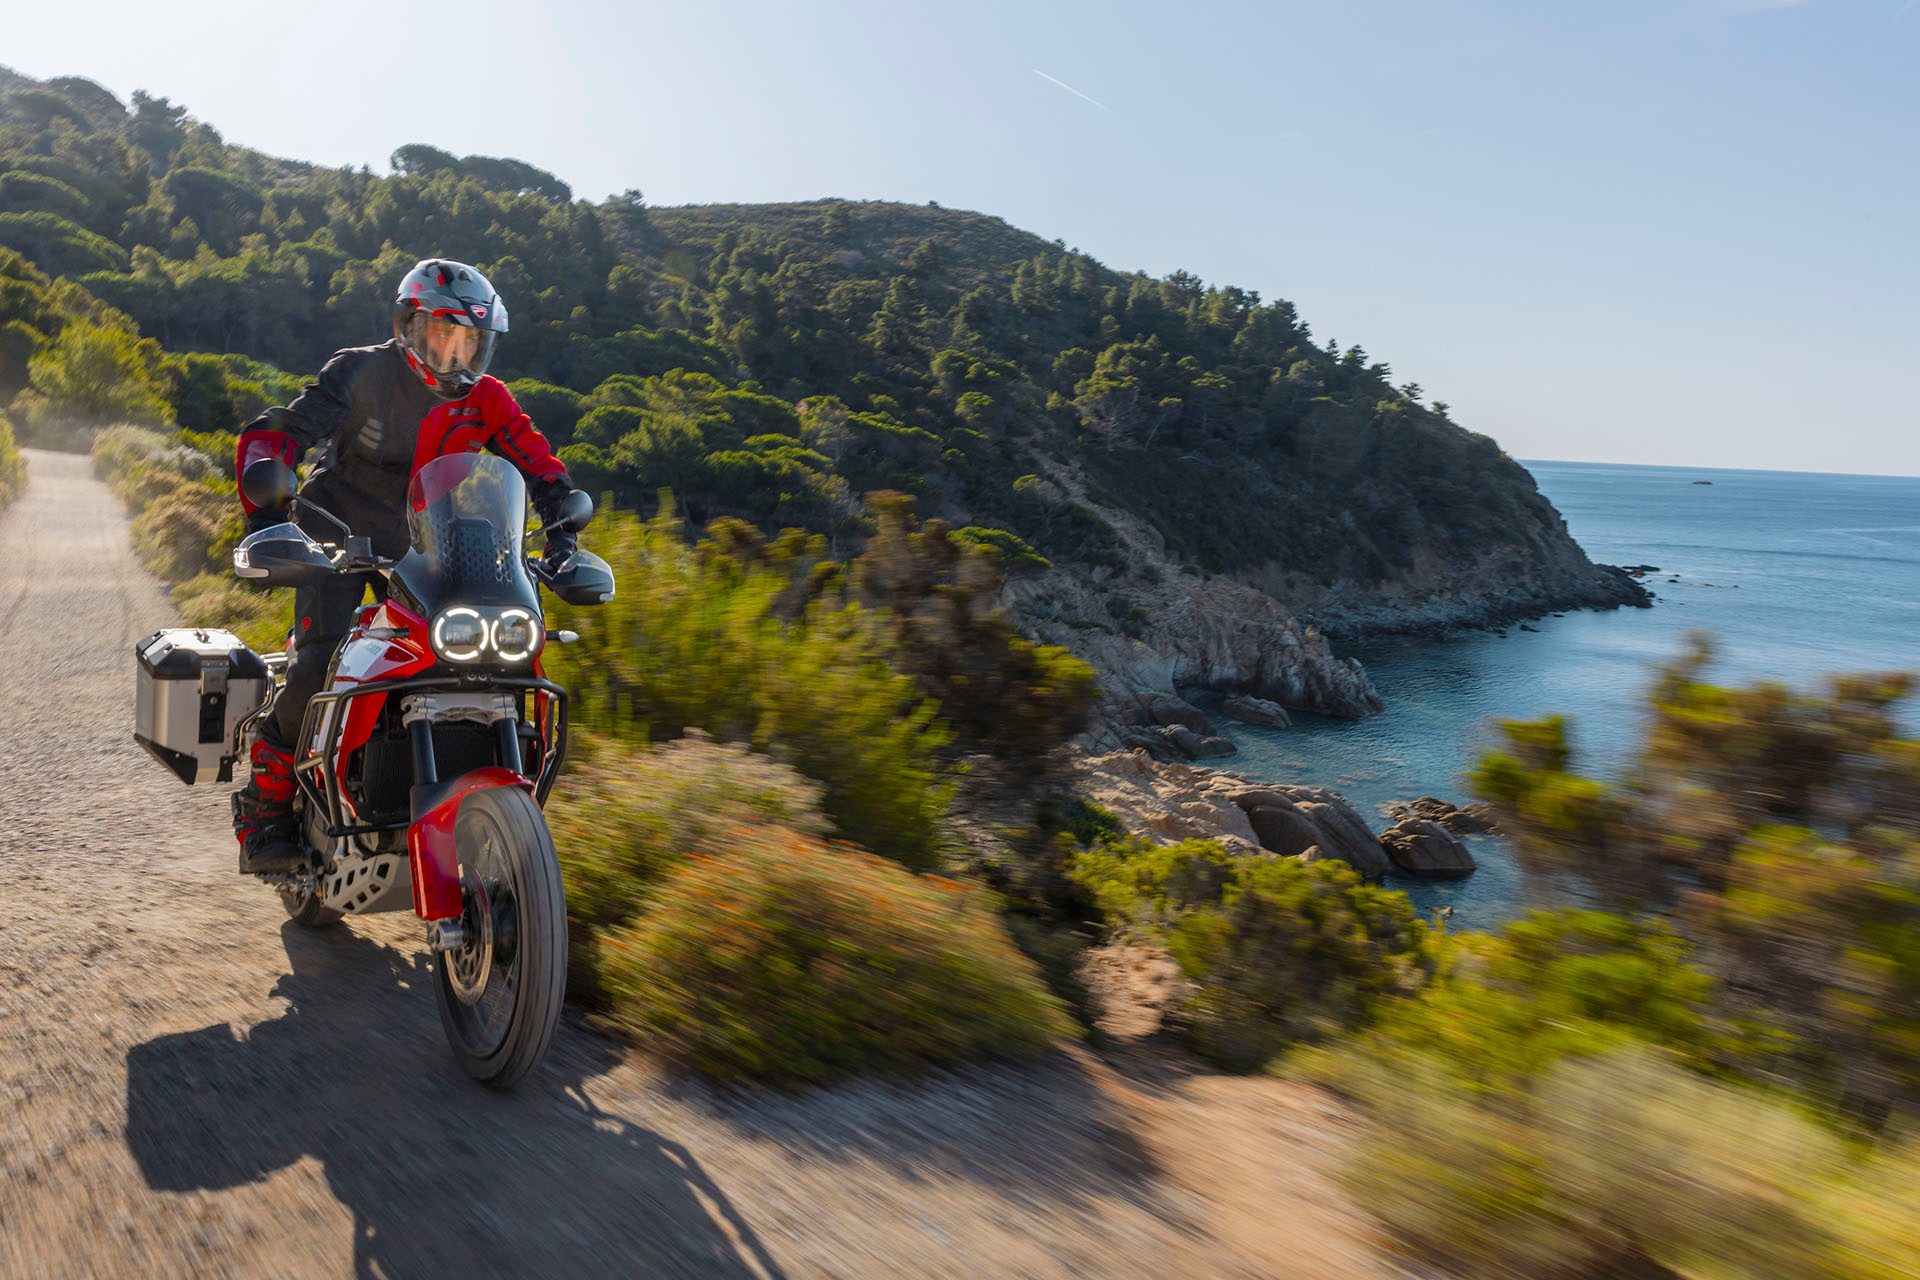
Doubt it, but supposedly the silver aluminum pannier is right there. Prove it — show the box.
[134,628,272,785]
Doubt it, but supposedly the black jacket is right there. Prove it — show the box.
[236,341,571,558]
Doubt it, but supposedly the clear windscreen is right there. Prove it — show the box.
[398,453,538,611]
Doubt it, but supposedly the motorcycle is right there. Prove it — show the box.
[171,451,611,1086]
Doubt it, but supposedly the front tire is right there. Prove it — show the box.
[432,785,567,1088]
[280,885,341,928]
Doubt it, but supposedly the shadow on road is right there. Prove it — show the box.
[125,923,787,1279]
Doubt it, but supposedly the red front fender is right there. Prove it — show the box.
[408,767,536,921]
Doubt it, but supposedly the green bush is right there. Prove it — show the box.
[1341,1048,1862,1279]
[0,411,24,509]
[599,825,1073,1085]
[1470,637,1920,1125]
[948,524,1051,572]
[543,504,954,870]
[1070,838,1433,1069]
[548,732,830,1002]
[167,572,284,653]
[12,318,172,444]
[128,479,228,580]
[1296,909,1736,1106]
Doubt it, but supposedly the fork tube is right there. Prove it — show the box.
[409,717,439,786]
[494,718,523,775]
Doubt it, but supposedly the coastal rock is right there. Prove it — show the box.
[1139,691,1213,733]
[1244,804,1326,858]
[1221,695,1291,730]
[1169,728,1236,759]
[1071,750,1260,850]
[1117,724,1238,762]
[1070,751,1393,877]
[1000,457,1386,746]
[1247,534,1657,640]
[1290,795,1393,878]
[1379,818,1477,878]
[1382,795,1501,836]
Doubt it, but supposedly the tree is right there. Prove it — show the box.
[13,319,173,440]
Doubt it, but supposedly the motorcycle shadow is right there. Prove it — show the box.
[124,922,786,1280]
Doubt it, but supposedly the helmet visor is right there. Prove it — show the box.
[408,312,498,381]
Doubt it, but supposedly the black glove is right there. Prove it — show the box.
[542,527,578,569]
[245,506,291,536]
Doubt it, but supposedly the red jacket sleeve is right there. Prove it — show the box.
[474,377,569,487]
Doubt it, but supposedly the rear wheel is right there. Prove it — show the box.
[432,785,567,1088]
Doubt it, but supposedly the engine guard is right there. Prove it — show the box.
[407,767,536,921]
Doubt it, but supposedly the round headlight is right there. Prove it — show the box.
[431,607,486,661]
[490,608,542,662]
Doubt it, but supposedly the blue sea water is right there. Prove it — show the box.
[1212,461,1920,928]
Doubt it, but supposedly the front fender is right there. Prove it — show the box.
[407,766,536,920]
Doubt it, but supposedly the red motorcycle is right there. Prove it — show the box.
[223,451,612,1086]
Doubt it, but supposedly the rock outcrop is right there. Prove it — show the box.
[1071,750,1393,878]
[1221,695,1291,730]
[1378,818,1478,878]
[1252,539,1654,641]
[1381,795,1501,836]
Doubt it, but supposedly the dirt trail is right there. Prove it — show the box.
[0,449,1388,1280]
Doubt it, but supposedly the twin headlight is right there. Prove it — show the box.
[430,606,543,663]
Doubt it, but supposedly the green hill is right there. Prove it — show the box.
[0,67,1645,728]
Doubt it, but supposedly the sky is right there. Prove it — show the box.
[6,0,1918,474]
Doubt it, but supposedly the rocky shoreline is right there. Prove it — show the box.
[1002,454,1652,763]
[1070,750,1480,882]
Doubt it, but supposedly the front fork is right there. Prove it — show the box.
[402,693,535,923]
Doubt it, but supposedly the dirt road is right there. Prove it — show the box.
[0,449,1387,1279]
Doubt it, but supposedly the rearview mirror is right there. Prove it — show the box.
[549,489,593,535]
[241,457,296,513]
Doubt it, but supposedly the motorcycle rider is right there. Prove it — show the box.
[230,259,580,875]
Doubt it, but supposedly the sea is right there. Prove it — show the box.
[1209,460,1920,929]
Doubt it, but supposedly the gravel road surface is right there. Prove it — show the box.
[0,449,1385,1279]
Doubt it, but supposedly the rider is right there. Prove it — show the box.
[229,258,580,876]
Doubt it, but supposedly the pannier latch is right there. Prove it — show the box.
[198,663,229,745]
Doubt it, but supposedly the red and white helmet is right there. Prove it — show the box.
[392,259,508,398]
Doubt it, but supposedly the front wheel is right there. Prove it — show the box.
[432,785,567,1088]
[280,884,341,929]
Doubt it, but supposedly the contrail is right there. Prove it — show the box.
[1874,0,1920,36]
[1032,69,1108,111]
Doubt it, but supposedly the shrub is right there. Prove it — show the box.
[1296,909,1736,1106]
[548,732,830,1002]
[1469,636,1920,1125]
[600,827,1073,1085]
[167,573,284,654]
[0,411,24,509]
[129,479,228,580]
[1342,1048,1849,1279]
[948,524,1051,572]
[1071,838,1432,1069]
[542,504,954,870]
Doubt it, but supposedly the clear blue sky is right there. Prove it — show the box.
[9,0,1918,474]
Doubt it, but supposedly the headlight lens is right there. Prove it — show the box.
[430,606,543,663]
[430,607,487,662]
[490,608,542,661]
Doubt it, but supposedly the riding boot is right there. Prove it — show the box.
[232,738,304,876]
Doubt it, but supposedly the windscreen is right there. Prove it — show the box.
[394,453,539,613]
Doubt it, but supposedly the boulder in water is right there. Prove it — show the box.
[1379,818,1477,878]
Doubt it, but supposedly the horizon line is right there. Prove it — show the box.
[1521,456,1920,482]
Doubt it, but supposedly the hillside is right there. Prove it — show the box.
[0,68,1646,743]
